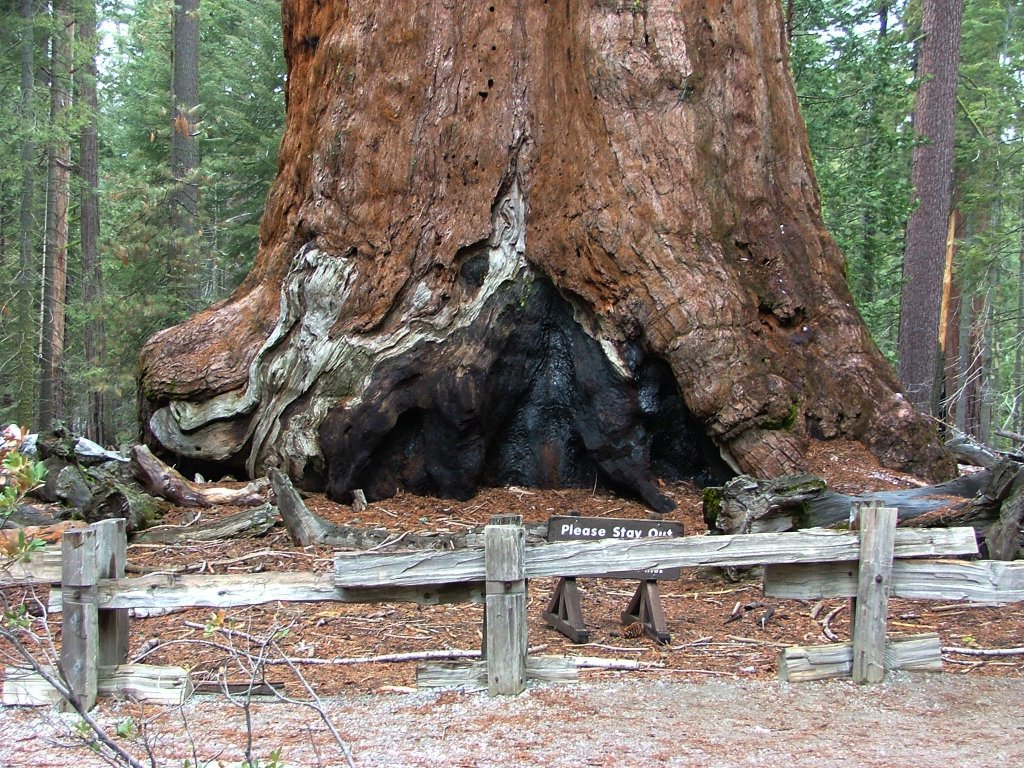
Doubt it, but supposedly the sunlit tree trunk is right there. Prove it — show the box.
[940,211,961,427]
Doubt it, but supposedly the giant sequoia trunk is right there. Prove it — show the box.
[139,0,953,513]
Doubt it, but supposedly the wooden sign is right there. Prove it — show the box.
[543,515,685,644]
[547,516,685,580]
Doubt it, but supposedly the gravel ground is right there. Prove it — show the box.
[2,672,1022,767]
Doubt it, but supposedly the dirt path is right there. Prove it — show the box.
[3,673,1021,767]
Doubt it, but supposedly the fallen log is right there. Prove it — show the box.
[704,471,990,536]
[995,428,1024,444]
[941,460,1024,560]
[945,436,1002,469]
[1,505,59,528]
[132,445,268,508]
[132,503,278,544]
[268,469,545,550]
[0,521,88,556]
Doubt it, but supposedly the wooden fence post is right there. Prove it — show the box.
[93,519,129,667]
[852,504,898,684]
[847,500,876,636]
[60,527,99,710]
[484,514,527,696]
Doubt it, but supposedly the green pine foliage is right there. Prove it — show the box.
[792,0,1024,442]
[0,0,284,440]
[951,0,1024,435]
[97,0,286,438]
[790,1,916,363]
[0,4,48,429]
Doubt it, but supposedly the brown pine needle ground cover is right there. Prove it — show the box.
[27,440,1024,694]
[0,441,1022,767]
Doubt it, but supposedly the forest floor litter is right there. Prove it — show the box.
[1,439,1022,766]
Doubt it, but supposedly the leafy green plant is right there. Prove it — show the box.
[73,717,102,754]
[0,439,47,522]
[1,603,32,631]
[0,435,47,567]
[2,529,45,564]
[114,718,138,740]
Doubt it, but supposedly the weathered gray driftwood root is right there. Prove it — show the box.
[132,503,278,544]
[939,460,1024,560]
[132,445,268,508]
[945,436,1001,469]
[704,471,989,535]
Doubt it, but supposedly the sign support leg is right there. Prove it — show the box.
[542,577,590,643]
[621,580,671,644]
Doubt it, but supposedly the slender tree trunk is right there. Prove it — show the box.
[978,280,994,444]
[1015,195,1024,435]
[170,0,200,308]
[76,0,110,444]
[39,0,73,432]
[942,271,961,427]
[898,0,964,415]
[856,7,894,313]
[15,0,39,428]
[955,280,971,435]
[961,288,994,444]
[963,292,988,438]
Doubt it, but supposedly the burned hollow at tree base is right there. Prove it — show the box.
[317,270,731,513]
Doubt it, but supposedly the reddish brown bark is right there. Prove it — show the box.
[898,0,965,415]
[39,0,73,431]
[140,1,953,510]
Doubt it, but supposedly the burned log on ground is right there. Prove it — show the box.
[704,471,990,534]
[138,1,952,515]
[84,480,164,534]
[936,461,1024,560]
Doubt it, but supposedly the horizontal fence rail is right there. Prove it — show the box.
[332,527,979,588]
[765,559,1024,603]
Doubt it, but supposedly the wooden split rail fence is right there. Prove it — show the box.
[2,509,1023,707]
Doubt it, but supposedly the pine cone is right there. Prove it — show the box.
[623,621,645,639]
